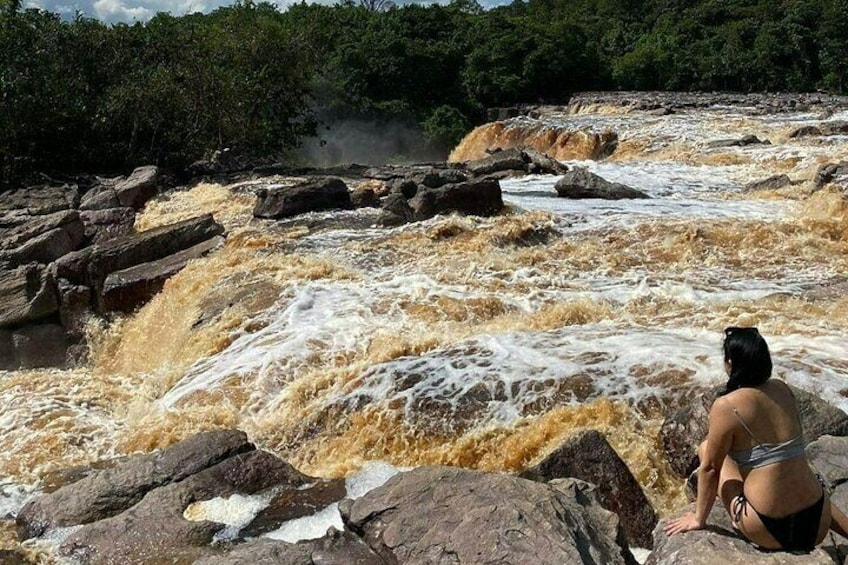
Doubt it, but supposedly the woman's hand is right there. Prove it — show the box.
[663,512,705,536]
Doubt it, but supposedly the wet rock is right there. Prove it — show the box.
[0,329,14,370]
[706,134,767,148]
[409,179,503,221]
[744,174,793,192]
[555,167,650,200]
[79,207,135,244]
[390,178,419,198]
[17,430,253,539]
[115,166,159,210]
[0,263,58,328]
[377,193,416,227]
[524,148,569,175]
[196,529,387,565]
[0,210,85,267]
[60,450,311,565]
[814,163,848,189]
[10,323,72,369]
[241,478,346,537]
[350,187,379,209]
[341,466,636,564]
[100,235,224,313]
[789,125,824,138]
[661,385,848,478]
[39,458,126,494]
[254,177,352,219]
[807,435,848,489]
[420,168,468,188]
[83,214,224,292]
[520,429,658,548]
[0,183,80,215]
[465,147,527,176]
[648,503,838,564]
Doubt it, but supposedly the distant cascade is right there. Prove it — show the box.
[448,120,618,162]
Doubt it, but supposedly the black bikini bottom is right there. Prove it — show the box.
[734,492,825,552]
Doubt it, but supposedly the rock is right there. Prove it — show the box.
[790,125,824,138]
[254,177,352,219]
[341,466,636,564]
[814,163,848,189]
[17,429,253,539]
[10,323,72,369]
[79,208,135,244]
[0,183,80,215]
[420,168,469,188]
[99,235,224,313]
[114,166,158,210]
[524,149,569,175]
[744,174,793,192]
[520,429,658,548]
[241,478,346,537]
[390,179,419,198]
[60,450,311,565]
[807,435,848,489]
[350,188,379,209]
[0,329,14,370]
[706,134,766,148]
[57,279,92,338]
[377,193,415,227]
[555,167,650,200]
[196,529,387,565]
[465,147,527,176]
[409,179,503,221]
[661,385,848,478]
[79,182,120,211]
[648,503,838,564]
[0,210,85,267]
[0,549,29,565]
[82,214,224,293]
[0,263,58,328]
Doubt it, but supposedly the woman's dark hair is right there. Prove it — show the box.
[722,327,772,394]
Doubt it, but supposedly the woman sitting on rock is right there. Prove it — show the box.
[665,326,848,551]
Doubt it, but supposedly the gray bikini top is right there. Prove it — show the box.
[725,400,806,470]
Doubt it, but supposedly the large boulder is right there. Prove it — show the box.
[790,121,848,139]
[743,174,793,193]
[408,179,503,221]
[465,148,528,176]
[341,466,636,564]
[377,193,415,227]
[79,207,135,244]
[0,183,80,215]
[0,210,85,266]
[661,385,848,478]
[17,430,253,539]
[814,163,848,190]
[0,263,58,328]
[350,187,379,209]
[706,134,767,148]
[9,323,72,369]
[59,450,311,565]
[520,429,658,549]
[648,503,839,564]
[254,177,353,219]
[99,235,224,313]
[806,435,848,489]
[196,530,386,565]
[0,329,13,370]
[115,166,159,210]
[555,168,650,200]
[241,477,346,537]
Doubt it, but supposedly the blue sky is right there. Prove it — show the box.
[23,0,491,22]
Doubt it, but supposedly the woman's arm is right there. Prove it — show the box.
[666,399,735,535]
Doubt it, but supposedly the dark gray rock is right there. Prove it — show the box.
[196,529,387,565]
[520,429,658,549]
[0,210,85,267]
[254,177,352,219]
[115,166,159,210]
[10,323,71,369]
[350,187,379,209]
[57,279,92,339]
[377,193,416,227]
[341,466,636,564]
[0,263,59,328]
[814,163,848,189]
[465,147,527,176]
[420,168,469,188]
[80,183,120,211]
[524,149,569,175]
[79,207,135,244]
[241,478,346,537]
[807,435,848,489]
[0,329,14,370]
[790,125,824,138]
[409,179,503,221]
[706,134,767,148]
[648,503,838,564]
[661,385,848,478]
[744,174,793,192]
[60,450,311,565]
[390,179,419,198]
[99,235,224,313]
[555,167,650,200]
[0,183,80,215]
[17,430,254,539]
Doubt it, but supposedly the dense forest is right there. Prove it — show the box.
[1,0,847,187]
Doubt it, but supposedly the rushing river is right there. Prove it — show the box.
[3,102,848,558]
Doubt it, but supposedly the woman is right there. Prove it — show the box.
[665,327,848,551]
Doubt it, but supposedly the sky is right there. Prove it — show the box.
[22,0,476,22]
